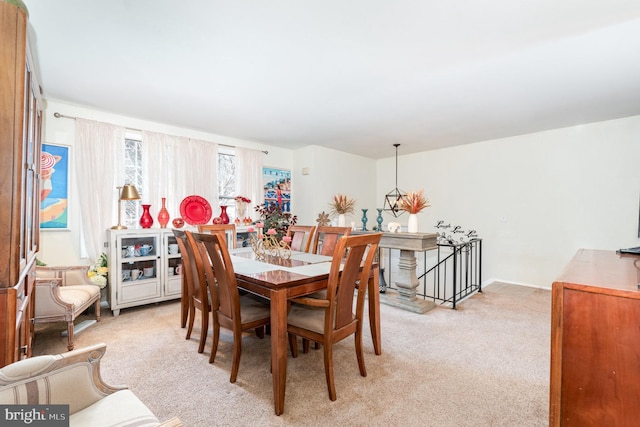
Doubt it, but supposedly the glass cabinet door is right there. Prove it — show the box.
[119,235,158,280]
[117,234,161,302]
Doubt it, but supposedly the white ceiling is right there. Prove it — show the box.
[25,0,640,159]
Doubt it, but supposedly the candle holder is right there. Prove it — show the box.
[361,208,368,231]
[376,208,383,231]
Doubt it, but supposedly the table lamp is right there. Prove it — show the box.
[111,184,141,229]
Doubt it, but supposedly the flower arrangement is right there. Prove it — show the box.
[234,195,251,204]
[88,252,108,289]
[328,194,356,215]
[398,190,430,214]
[235,195,252,223]
[254,203,297,241]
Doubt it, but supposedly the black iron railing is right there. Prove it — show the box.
[379,238,482,309]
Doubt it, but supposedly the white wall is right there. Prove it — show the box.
[377,115,640,288]
[293,145,377,226]
[39,99,292,266]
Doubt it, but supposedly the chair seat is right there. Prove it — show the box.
[288,303,355,335]
[58,285,101,309]
[69,390,160,427]
[306,290,327,299]
[239,295,271,323]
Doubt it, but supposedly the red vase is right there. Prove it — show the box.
[140,204,154,228]
[219,205,229,224]
[157,197,170,228]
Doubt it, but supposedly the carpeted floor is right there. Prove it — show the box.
[33,283,551,426]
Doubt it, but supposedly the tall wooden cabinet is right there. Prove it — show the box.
[0,0,42,367]
[550,249,640,426]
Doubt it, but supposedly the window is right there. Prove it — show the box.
[123,133,143,228]
[218,147,237,219]
[121,135,238,225]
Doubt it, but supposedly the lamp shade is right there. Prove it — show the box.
[120,184,141,201]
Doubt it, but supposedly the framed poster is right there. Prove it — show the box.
[40,143,70,230]
[262,167,291,212]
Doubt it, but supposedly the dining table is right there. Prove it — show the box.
[229,247,381,415]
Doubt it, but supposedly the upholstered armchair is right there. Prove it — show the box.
[0,343,181,426]
[35,266,102,351]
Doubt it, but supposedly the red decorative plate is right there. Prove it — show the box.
[179,195,212,225]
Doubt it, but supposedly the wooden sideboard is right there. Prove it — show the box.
[550,249,640,426]
[0,0,42,367]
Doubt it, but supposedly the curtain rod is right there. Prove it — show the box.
[53,112,269,154]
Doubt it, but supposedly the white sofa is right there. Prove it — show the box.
[0,343,181,427]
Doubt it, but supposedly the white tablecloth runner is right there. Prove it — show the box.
[280,262,333,276]
[232,259,282,275]
[230,247,254,254]
[289,252,332,263]
[230,249,339,277]
[231,258,336,277]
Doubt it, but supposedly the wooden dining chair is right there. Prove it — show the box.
[287,233,382,400]
[197,224,237,249]
[305,225,352,350]
[311,226,351,256]
[286,225,316,252]
[191,232,271,383]
[173,229,212,353]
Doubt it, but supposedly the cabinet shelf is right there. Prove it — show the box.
[121,256,158,263]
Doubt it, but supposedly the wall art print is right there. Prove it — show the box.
[40,143,70,230]
[262,167,291,212]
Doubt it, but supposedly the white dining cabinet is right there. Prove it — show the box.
[107,229,183,316]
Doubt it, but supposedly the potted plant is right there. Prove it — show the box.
[254,203,297,241]
[328,194,355,226]
[398,190,430,232]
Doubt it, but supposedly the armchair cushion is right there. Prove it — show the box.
[70,390,158,427]
[0,343,179,427]
[35,282,100,320]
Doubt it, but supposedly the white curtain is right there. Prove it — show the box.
[236,147,264,217]
[142,131,218,222]
[75,119,125,262]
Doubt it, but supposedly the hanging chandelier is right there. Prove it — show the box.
[382,143,408,217]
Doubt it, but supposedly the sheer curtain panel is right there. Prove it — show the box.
[236,147,264,216]
[142,131,218,221]
[75,119,125,262]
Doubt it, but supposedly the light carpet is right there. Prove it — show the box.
[32,283,551,426]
